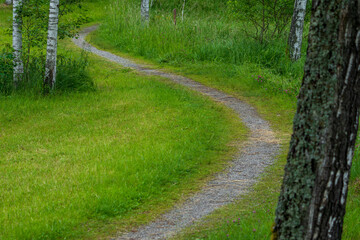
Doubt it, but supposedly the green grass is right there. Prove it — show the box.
[0,57,244,239]
[88,0,360,239]
[93,0,306,80]
[0,4,246,239]
[0,5,11,46]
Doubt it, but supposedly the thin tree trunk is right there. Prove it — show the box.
[181,0,186,22]
[44,0,59,92]
[288,0,307,61]
[12,0,23,87]
[150,0,153,8]
[273,0,360,239]
[141,0,150,23]
[5,0,13,5]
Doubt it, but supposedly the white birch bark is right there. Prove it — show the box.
[141,0,150,23]
[5,0,13,5]
[181,0,186,22]
[288,0,308,61]
[12,0,23,86]
[44,0,59,91]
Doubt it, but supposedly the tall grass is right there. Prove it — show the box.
[95,0,306,79]
[0,50,94,95]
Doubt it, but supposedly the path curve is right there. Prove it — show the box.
[73,26,280,240]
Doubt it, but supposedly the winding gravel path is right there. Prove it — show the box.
[73,26,280,240]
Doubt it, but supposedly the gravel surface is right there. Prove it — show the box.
[73,26,280,240]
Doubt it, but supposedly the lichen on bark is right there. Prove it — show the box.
[274,0,360,239]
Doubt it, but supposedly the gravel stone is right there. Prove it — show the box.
[73,26,280,240]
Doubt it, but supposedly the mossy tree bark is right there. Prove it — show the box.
[44,0,59,92]
[274,0,360,239]
[288,0,308,61]
[12,0,23,87]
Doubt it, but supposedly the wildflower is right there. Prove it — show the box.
[253,228,256,232]
[252,210,256,214]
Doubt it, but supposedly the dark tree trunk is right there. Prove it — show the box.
[273,0,360,239]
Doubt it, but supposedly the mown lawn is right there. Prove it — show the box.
[0,4,245,239]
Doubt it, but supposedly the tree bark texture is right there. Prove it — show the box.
[12,0,23,87]
[5,0,13,5]
[44,0,59,92]
[274,0,360,239]
[288,0,308,61]
[13,0,24,88]
[141,0,150,23]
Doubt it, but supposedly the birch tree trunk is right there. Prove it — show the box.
[141,0,150,23]
[44,0,59,92]
[181,0,186,22]
[288,0,308,61]
[12,0,23,87]
[273,0,360,239]
[5,0,13,5]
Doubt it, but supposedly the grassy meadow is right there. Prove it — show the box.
[87,0,360,239]
[0,0,359,239]
[0,3,245,239]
